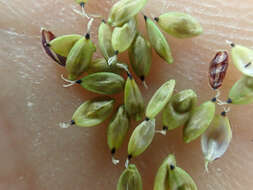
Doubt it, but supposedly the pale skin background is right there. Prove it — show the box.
[1,0,253,189]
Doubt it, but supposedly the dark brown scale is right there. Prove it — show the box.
[41,29,66,66]
[208,51,229,90]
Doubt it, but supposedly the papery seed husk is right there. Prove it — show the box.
[66,36,96,80]
[162,89,197,130]
[169,166,198,190]
[155,12,203,39]
[107,105,130,152]
[112,17,137,53]
[146,80,176,119]
[98,21,115,61]
[231,44,253,77]
[72,97,115,127]
[201,114,232,171]
[183,101,215,143]
[145,16,173,64]
[228,75,253,104]
[128,33,152,81]
[49,34,83,57]
[153,154,176,190]
[80,72,125,95]
[128,119,155,157]
[117,164,143,190]
[108,0,148,27]
[124,75,145,121]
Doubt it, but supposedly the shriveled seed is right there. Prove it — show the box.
[117,164,143,190]
[183,101,215,143]
[201,114,232,171]
[154,12,203,38]
[124,74,145,121]
[128,119,155,157]
[72,97,115,127]
[145,15,173,64]
[146,80,176,119]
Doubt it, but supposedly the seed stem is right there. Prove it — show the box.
[59,120,74,128]
[155,129,167,136]
[61,74,79,87]
[142,80,149,89]
[112,156,120,165]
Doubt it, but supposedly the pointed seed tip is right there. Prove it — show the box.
[85,33,90,39]
[154,17,159,22]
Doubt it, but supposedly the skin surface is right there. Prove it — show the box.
[1,0,253,189]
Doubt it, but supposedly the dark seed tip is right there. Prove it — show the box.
[114,50,119,55]
[76,80,82,84]
[111,148,116,155]
[45,43,51,47]
[140,76,145,81]
[70,120,75,125]
[154,17,159,22]
[245,62,252,68]
[144,15,147,21]
[128,154,132,160]
[85,33,90,39]
[80,2,85,7]
[162,126,168,131]
[230,43,235,47]
[102,19,106,23]
[170,164,175,170]
[221,111,226,117]
[127,72,133,79]
[145,117,150,121]
[211,97,217,102]
[227,98,232,104]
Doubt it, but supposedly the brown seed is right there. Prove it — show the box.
[208,51,229,90]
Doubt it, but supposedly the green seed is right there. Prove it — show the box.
[112,18,137,53]
[162,89,197,131]
[80,72,125,95]
[128,119,155,157]
[145,16,173,64]
[117,164,143,190]
[124,74,145,121]
[49,34,82,57]
[153,154,176,190]
[128,33,152,82]
[228,75,253,104]
[98,20,115,61]
[231,44,253,77]
[146,80,176,119]
[108,0,148,27]
[155,12,203,39]
[107,105,130,153]
[201,114,232,171]
[86,58,127,74]
[72,97,114,127]
[66,36,96,80]
[183,101,215,143]
[169,166,198,190]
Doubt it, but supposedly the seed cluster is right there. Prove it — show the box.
[40,0,253,189]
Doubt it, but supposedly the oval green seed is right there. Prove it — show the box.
[155,12,203,39]
[98,20,115,61]
[80,72,125,95]
[153,154,177,190]
[66,36,96,80]
[231,44,253,77]
[124,74,145,121]
[112,18,137,53]
[146,80,176,119]
[117,164,143,190]
[169,166,198,190]
[128,33,152,82]
[72,97,114,127]
[128,119,155,157]
[86,58,127,74]
[145,16,173,64]
[183,101,215,143]
[49,34,82,57]
[162,89,197,131]
[228,75,253,104]
[107,105,130,153]
[108,0,148,27]
[201,114,232,171]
